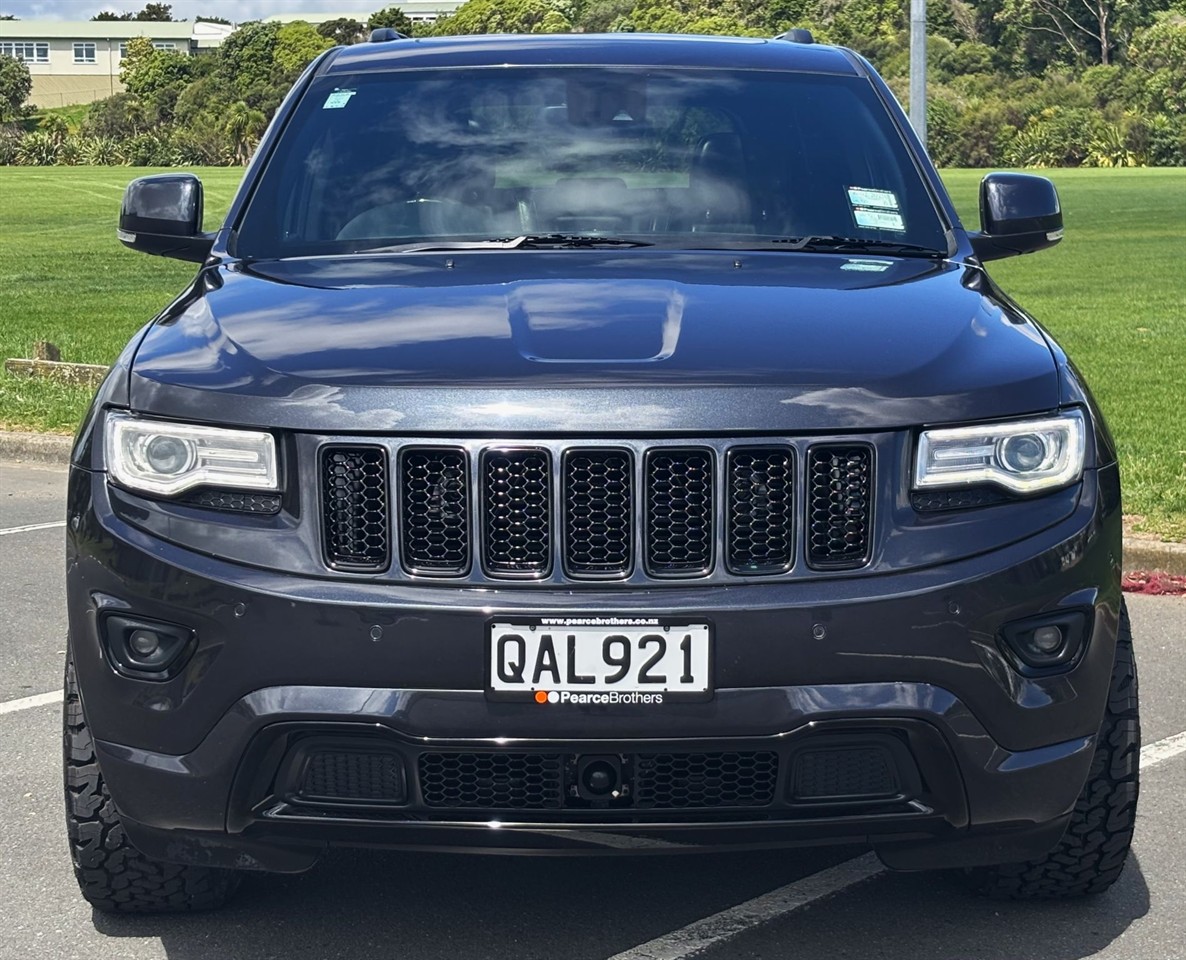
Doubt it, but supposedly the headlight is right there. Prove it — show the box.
[106,412,278,496]
[914,410,1085,495]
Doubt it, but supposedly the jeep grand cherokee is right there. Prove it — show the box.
[64,30,1138,912]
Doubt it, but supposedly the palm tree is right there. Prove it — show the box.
[224,100,267,166]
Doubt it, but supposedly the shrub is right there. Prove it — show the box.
[118,131,179,166]
[15,130,60,165]
[76,135,121,165]
[1147,112,1186,164]
[1086,119,1145,167]
[1007,107,1104,167]
[82,94,146,139]
[0,125,22,164]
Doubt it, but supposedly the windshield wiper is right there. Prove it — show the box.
[751,235,947,257]
[356,234,654,254]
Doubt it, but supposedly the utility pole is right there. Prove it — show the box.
[909,0,927,147]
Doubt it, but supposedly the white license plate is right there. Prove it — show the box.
[487,619,712,703]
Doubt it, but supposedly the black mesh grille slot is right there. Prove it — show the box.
[178,489,281,514]
[400,448,469,574]
[727,447,794,574]
[321,446,390,570]
[634,752,777,808]
[807,445,873,569]
[790,746,899,801]
[645,449,714,576]
[481,449,552,576]
[300,750,406,804]
[911,487,1011,512]
[563,450,633,578]
[419,753,563,809]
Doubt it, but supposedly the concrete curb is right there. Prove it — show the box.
[0,431,74,466]
[1124,539,1186,577]
[2,430,1183,575]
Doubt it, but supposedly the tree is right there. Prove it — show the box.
[196,15,233,26]
[224,99,267,164]
[1128,12,1186,112]
[997,0,1177,66]
[367,6,417,35]
[612,0,756,36]
[0,53,32,123]
[575,0,633,31]
[119,36,193,99]
[217,21,282,96]
[318,18,367,45]
[431,0,572,35]
[93,3,175,20]
[135,2,174,19]
[273,21,335,83]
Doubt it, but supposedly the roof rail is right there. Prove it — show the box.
[774,28,815,44]
[369,28,410,42]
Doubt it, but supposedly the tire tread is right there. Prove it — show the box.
[963,602,1140,899]
[63,654,240,913]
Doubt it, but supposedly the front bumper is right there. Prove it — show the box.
[66,463,1122,871]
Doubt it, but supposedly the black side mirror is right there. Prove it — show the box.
[118,173,214,263]
[970,173,1063,262]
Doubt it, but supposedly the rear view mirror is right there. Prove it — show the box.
[971,173,1063,261]
[118,173,214,263]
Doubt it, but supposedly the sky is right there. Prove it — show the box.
[0,0,381,22]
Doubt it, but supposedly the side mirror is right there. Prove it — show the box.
[117,173,214,263]
[970,173,1063,262]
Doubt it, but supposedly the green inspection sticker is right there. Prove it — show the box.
[323,89,356,109]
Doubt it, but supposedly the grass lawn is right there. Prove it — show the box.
[0,165,1183,539]
[21,103,92,133]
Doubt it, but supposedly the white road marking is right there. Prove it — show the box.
[0,690,62,716]
[609,728,1186,960]
[0,520,66,536]
[1141,729,1186,769]
[607,854,886,960]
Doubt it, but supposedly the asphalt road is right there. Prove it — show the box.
[2,460,1184,960]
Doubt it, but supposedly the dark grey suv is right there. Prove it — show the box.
[65,30,1138,912]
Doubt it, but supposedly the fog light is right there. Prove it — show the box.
[999,610,1090,673]
[101,614,196,681]
[1030,625,1064,654]
[128,629,161,657]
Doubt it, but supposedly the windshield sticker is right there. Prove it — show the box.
[847,186,899,210]
[322,89,356,110]
[852,206,906,231]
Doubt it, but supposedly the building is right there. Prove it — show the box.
[262,3,466,29]
[0,19,233,109]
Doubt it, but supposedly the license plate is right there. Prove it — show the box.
[487,618,712,704]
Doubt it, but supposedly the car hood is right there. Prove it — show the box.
[130,250,1058,433]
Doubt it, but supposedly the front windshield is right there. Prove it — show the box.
[234,66,949,259]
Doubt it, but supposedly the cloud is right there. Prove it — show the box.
[0,0,377,22]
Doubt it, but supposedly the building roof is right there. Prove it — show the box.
[262,4,464,25]
[262,10,373,23]
[0,20,194,40]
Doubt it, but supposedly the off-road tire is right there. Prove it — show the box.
[962,601,1140,899]
[64,653,241,913]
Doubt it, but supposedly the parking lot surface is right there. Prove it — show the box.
[2,460,1184,960]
